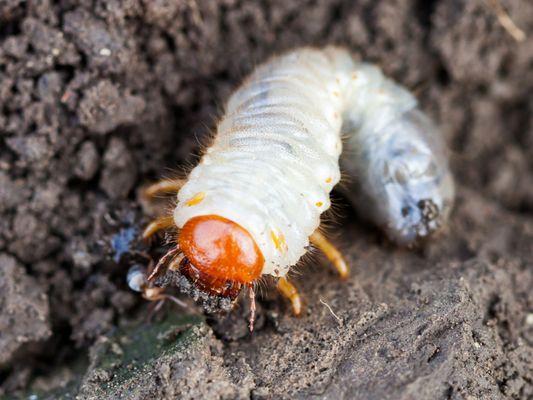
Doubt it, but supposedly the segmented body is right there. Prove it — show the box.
[173,46,454,278]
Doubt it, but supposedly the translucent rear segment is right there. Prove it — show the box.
[342,108,454,245]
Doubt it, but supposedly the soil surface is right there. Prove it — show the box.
[0,0,532,399]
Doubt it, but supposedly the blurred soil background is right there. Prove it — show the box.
[0,0,532,399]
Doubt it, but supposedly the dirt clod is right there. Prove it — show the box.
[0,253,51,368]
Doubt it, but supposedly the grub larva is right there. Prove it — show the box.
[136,46,454,319]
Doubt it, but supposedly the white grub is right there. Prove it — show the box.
[173,47,454,277]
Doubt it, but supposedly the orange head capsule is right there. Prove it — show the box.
[177,215,264,299]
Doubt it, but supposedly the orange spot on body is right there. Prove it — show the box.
[325,177,332,183]
[178,215,264,284]
[185,192,205,206]
[316,201,323,207]
[270,230,287,252]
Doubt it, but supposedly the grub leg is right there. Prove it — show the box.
[309,230,349,279]
[143,179,185,198]
[142,215,175,240]
[277,277,302,316]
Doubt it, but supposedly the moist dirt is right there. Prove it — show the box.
[0,0,532,399]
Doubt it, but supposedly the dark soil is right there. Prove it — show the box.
[0,0,532,399]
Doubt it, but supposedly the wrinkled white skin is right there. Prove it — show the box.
[174,47,454,277]
[339,61,454,245]
[341,108,454,245]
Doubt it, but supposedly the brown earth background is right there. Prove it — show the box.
[0,0,532,399]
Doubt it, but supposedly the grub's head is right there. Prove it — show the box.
[176,215,264,300]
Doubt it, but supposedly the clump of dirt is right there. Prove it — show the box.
[0,0,532,398]
[0,253,50,368]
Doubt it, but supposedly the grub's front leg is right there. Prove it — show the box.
[143,178,185,198]
[142,215,175,240]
